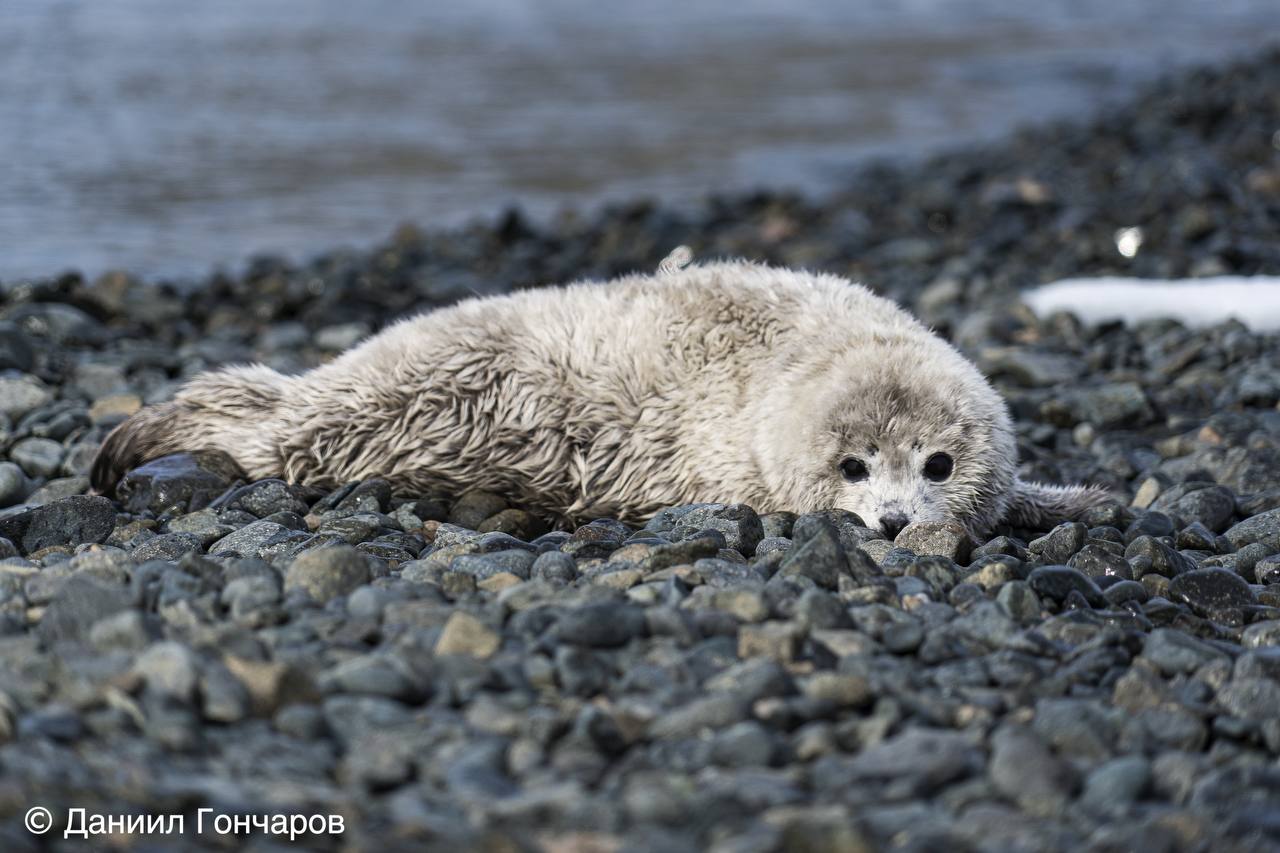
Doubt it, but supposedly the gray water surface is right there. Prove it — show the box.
[2,0,1277,281]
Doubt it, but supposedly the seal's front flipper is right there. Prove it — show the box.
[1002,478,1113,531]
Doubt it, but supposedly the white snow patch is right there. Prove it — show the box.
[1024,277,1280,332]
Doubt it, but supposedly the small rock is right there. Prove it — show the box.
[477,508,545,540]
[1030,523,1087,564]
[895,521,973,563]
[555,603,646,647]
[449,489,508,530]
[131,532,205,563]
[0,462,27,507]
[9,437,64,479]
[1242,620,1280,649]
[435,611,501,658]
[1026,565,1105,607]
[1142,628,1229,675]
[88,610,156,651]
[738,621,802,663]
[284,546,372,602]
[0,495,116,554]
[88,394,143,424]
[532,551,578,583]
[1080,757,1151,813]
[116,452,245,515]
[1073,382,1154,429]
[1167,568,1256,615]
[0,322,34,371]
[1218,677,1280,719]
[225,479,310,517]
[1068,544,1132,580]
[802,673,872,707]
[996,581,1041,622]
[988,725,1078,817]
[133,641,200,702]
[670,504,765,554]
[1224,508,1280,549]
[0,375,53,420]
[209,520,311,561]
[38,574,135,645]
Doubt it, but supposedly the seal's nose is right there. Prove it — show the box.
[879,513,909,540]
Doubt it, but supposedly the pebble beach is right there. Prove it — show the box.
[2,48,1280,851]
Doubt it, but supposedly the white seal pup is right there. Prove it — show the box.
[92,258,1107,537]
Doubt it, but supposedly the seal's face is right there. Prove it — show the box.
[759,342,1019,539]
[834,441,960,539]
[821,366,1017,539]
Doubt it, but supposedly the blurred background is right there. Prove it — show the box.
[2,0,1277,282]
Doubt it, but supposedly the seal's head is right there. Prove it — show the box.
[757,335,1106,538]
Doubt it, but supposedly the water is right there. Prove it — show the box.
[1,0,1276,281]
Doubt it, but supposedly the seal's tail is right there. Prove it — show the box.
[1002,478,1113,531]
[91,364,291,496]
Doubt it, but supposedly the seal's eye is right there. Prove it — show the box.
[924,452,953,482]
[839,458,868,482]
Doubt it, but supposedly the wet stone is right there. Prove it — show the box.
[451,550,536,580]
[86,607,154,648]
[1124,535,1196,577]
[0,495,116,554]
[1080,757,1151,814]
[1224,508,1280,549]
[1142,628,1230,676]
[760,512,797,540]
[1242,621,1280,650]
[209,520,312,561]
[1030,523,1088,564]
[115,452,245,515]
[669,503,764,554]
[1068,544,1132,580]
[778,517,858,590]
[224,478,310,517]
[1103,580,1149,607]
[1026,566,1105,607]
[1152,484,1236,533]
[1167,568,1256,615]
[130,532,205,562]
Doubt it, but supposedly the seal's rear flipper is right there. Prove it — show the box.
[90,364,289,497]
[90,403,184,496]
[1003,478,1113,530]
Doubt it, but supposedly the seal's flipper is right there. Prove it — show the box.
[1002,478,1113,530]
[90,364,290,496]
[90,402,184,496]
[658,245,693,274]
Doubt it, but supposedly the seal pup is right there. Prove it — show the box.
[91,257,1107,537]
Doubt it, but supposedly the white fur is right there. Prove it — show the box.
[94,260,1106,536]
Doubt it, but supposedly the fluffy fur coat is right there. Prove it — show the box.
[92,260,1106,535]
